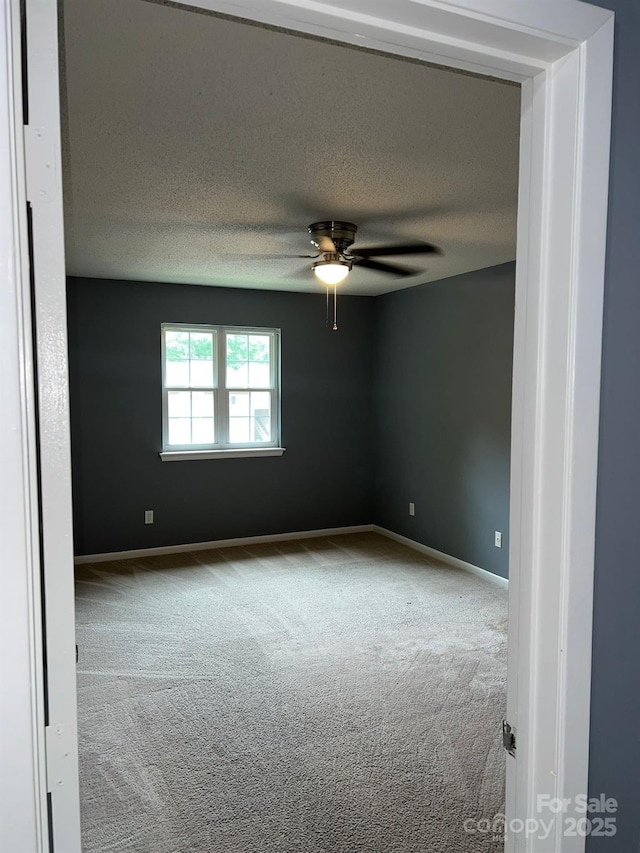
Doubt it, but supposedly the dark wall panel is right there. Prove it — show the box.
[587,1,640,848]
[67,278,374,554]
[373,263,515,579]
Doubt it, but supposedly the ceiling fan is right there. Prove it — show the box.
[286,220,441,286]
[277,220,441,330]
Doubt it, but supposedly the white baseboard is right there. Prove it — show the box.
[373,525,509,589]
[74,524,376,564]
[75,524,509,589]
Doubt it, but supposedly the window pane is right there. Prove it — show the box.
[191,391,214,417]
[190,359,213,388]
[229,417,250,443]
[253,416,271,441]
[250,391,271,413]
[249,335,270,362]
[190,332,213,360]
[226,333,249,388]
[251,392,271,442]
[168,418,191,445]
[226,361,248,388]
[165,331,189,361]
[226,334,248,363]
[192,418,214,444]
[166,361,189,387]
[229,391,249,417]
[227,392,272,444]
[248,362,270,388]
[168,391,191,417]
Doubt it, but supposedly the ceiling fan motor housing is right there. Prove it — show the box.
[308,220,358,254]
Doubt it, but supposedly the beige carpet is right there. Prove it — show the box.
[75,532,507,853]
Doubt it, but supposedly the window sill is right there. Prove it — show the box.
[159,447,286,462]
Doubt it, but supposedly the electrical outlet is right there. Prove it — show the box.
[409,502,415,517]
[495,531,503,548]
[144,510,154,525]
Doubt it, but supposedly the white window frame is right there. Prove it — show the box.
[160,323,284,461]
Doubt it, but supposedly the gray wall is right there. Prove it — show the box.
[373,263,514,579]
[67,277,375,554]
[587,1,640,849]
[68,266,515,575]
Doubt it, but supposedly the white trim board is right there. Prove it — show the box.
[374,526,509,590]
[74,526,509,591]
[159,447,286,461]
[73,524,376,564]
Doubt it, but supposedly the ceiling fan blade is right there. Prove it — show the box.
[232,253,318,260]
[283,264,315,279]
[317,235,337,253]
[352,242,441,258]
[355,258,417,277]
[269,253,318,259]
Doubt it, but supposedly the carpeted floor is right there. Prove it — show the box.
[75,532,507,853]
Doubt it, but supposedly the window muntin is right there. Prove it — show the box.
[162,324,280,451]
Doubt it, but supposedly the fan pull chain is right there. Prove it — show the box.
[333,284,338,331]
[326,286,330,328]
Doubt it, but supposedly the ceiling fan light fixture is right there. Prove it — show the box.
[312,258,351,285]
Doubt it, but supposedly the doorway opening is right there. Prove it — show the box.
[61,2,519,848]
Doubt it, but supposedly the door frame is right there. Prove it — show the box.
[0,1,614,851]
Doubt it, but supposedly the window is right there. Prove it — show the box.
[160,324,283,460]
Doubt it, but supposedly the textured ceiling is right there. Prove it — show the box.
[60,0,521,296]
